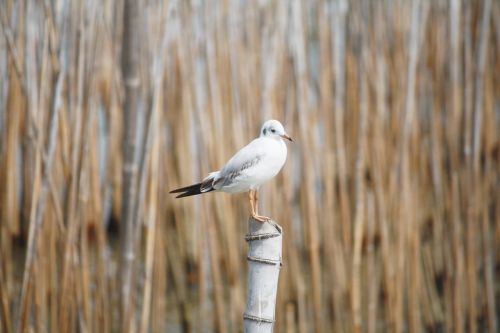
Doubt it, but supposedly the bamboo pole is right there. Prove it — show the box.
[244,218,282,333]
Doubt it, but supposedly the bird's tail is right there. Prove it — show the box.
[170,173,217,198]
[169,183,207,198]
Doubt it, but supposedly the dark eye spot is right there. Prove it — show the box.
[271,128,276,133]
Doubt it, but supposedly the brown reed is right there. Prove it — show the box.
[0,1,498,332]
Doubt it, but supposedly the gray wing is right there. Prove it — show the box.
[213,154,263,189]
[211,138,267,190]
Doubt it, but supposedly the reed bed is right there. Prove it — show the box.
[0,0,499,332]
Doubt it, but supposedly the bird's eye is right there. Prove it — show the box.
[271,128,276,133]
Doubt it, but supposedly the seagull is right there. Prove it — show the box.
[170,120,292,222]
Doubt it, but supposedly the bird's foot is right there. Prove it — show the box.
[251,213,271,223]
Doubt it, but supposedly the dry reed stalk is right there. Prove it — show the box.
[285,302,295,333]
[119,0,142,330]
[482,66,498,333]
[0,59,20,327]
[88,106,110,333]
[332,0,351,251]
[0,269,12,333]
[317,17,336,324]
[0,1,499,332]
[139,112,160,333]
[205,203,228,333]
[461,4,476,331]
[151,209,168,333]
[17,3,51,329]
[365,193,378,333]
[481,204,497,333]
[278,145,308,333]
[135,15,170,328]
[57,5,87,330]
[371,5,394,332]
[0,1,27,100]
[446,1,466,331]
[166,222,192,332]
[47,207,58,333]
[79,85,102,332]
[463,0,492,331]
[79,216,91,331]
[0,0,24,238]
[33,241,45,333]
[450,172,465,332]
[351,44,368,333]
[471,2,494,332]
[291,2,323,332]
[388,3,425,332]
[196,201,209,333]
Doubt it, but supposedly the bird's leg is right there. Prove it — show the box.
[249,190,256,216]
[254,190,259,215]
[251,190,271,222]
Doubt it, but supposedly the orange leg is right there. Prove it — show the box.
[249,191,255,215]
[249,190,270,222]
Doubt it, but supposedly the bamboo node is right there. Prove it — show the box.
[247,255,281,267]
[243,313,275,323]
[245,232,280,242]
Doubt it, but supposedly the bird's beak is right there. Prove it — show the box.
[281,133,293,142]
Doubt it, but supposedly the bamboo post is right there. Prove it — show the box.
[244,218,282,333]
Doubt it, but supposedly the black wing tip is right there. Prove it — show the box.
[170,183,202,194]
[170,176,218,198]
[174,187,215,198]
[175,191,196,198]
[172,188,201,198]
[170,182,215,198]
[175,191,197,199]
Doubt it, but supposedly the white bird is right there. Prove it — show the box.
[170,120,292,222]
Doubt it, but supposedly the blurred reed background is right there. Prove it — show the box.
[0,0,499,332]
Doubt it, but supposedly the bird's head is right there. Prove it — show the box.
[260,120,293,142]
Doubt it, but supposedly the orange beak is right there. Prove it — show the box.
[281,133,293,142]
